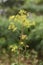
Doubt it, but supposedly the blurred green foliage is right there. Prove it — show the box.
[0,0,43,16]
[0,0,43,65]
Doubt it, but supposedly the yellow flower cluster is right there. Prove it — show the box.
[20,34,27,40]
[9,45,18,52]
[9,10,36,31]
[19,10,26,14]
[8,22,17,32]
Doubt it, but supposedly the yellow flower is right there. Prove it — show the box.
[14,15,20,21]
[8,23,17,31]
[8,23,14,30]
[21,35,27,40]
[14,45,18,49]
[13,27,17,32]
[19,10,26,14]
[11,45,18,51]
[15,15,20,19]
[20,42,24,45]
[20,15,26,21]
[23,20,30,28]
[9,15,15,21]
[14,14,27,22]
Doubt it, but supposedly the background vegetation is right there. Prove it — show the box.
[0,0,43,65]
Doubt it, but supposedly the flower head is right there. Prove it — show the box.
[19,10,26,15]
[9,45,18,52]
[8,22,17,31]
[21,35,27,40]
